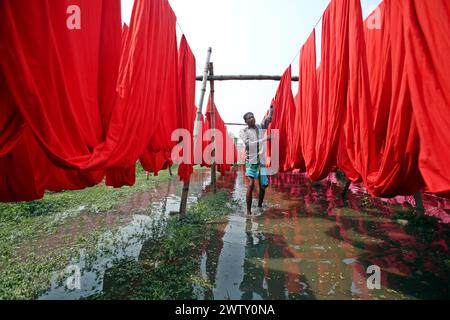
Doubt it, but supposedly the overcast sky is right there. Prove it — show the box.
[121,0,382,137]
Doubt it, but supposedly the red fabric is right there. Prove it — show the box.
[1,0,121,169]
[0,70,24,156]
[139,0,178,176]
[2,0,449,201]
[403,0,450,196]
[309,0,349,181]
[0,0,181,199]
[0,0,120,199]
[283,0,448,198]
[0,129,104,202]
[364,1,425,197]
[1,0,176,170]
[176,36,197,183]
[204,99,237,175]
[267,66,297,172]
[339,0,377,184]
[336,0,426,196]
[296,31,318,176]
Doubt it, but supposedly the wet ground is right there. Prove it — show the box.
[38,171,211,300]
[39,167,450,300]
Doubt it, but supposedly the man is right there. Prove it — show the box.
[239,105,274,215]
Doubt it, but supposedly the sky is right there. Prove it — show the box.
[121,0,382,137]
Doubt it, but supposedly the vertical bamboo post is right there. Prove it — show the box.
[414,192,425,216]
[179,48,212,215]
[209,62,217,194]
[341,179,351,198]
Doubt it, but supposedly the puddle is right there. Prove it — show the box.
[38,170,211,300]
[198,169,450,300]
[37,167,450,300]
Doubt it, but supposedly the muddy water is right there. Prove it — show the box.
[39,170,212,300]
[39,168,449,300]
[198,169,450,300]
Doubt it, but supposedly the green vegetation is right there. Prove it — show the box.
[88,191,235,300]
[0,163,175,299]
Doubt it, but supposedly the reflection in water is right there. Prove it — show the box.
[199,169,450,300]
[39,170,212,300]
[39,167,450,300]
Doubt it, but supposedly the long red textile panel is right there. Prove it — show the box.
[402,0,450,197]
[267,66,298,173]
[275,0,449,198]
[285,0,349,180]
[204,100,237,175]
[296,31,317,177]
[0,0,194,200]
[176,36,197,183]
[138,0,179,177]
[363,0,424,196]
[339,0,377,184]
[0,129,104,202]
[310,0,349,181]
[0,0,122,168]
[0,70,24,156]
[0,0,176,171]
[0,0,121,199]
[340,0,438,197]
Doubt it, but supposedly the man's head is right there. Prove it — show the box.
[243,112,256,127]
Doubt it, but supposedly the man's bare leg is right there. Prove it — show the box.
[246,177,255,215]
[258,177,266,208]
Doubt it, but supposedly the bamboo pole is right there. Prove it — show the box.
[414,192,425,216]
[341,180,351,198]
[209,62,217,194]
[196,75,300,81]
[225,123,247,126]
[179,48,212,216]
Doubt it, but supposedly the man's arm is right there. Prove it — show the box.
[240,128,269,149]
[260,105,274,129]
[247,135,271,147]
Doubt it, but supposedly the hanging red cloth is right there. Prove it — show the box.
[204,99,237,175]
[339,0,377,184]
[0,70,24,156]
[292,0,429,198]
[0,0,181,198]
[0,129,104,202]
[176,36,197,183]
[363,0,425,197]
[110,0,178,178]
[308,0,350,181]
[0,0,120,200]
[402,0,450,197]
[267,66,297,172]
[0,0,177,171]
[0,0,122,169]
[296,31,318,176]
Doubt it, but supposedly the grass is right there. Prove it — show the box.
[87,190,236,300]
[0,163,175,299]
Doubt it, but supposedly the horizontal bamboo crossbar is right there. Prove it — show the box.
[225,123,247,126]
[196,75,299,81]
